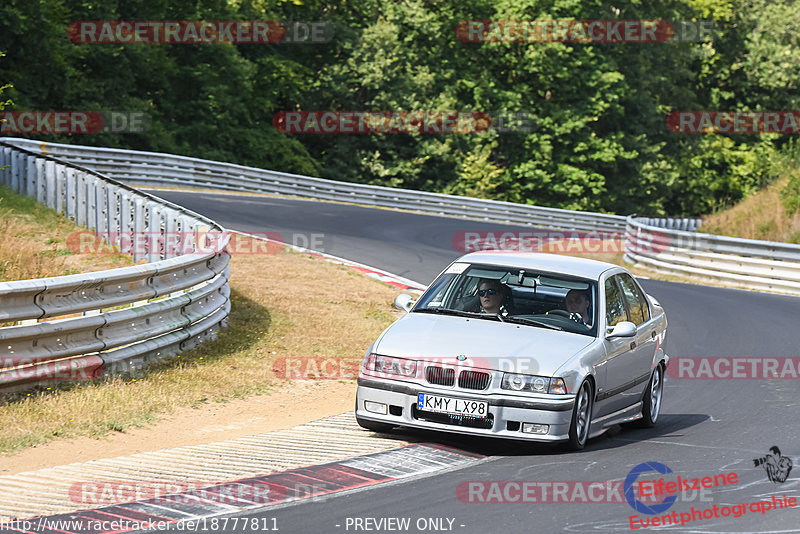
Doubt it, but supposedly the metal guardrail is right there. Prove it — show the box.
[1,138,629,233]
[624,216,800,296]
[0,141,231,393]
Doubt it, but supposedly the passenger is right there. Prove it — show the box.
[565,289,591,324]
[478,279,512,316]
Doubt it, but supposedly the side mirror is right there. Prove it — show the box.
[606,321,637,338]
[394,294,414,313]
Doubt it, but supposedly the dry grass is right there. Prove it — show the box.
[701,177,800,243]
[0,240,402,453]
[0,185,131,282]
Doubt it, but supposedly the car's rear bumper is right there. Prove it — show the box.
[356,377,576,442]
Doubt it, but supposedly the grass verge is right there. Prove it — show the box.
[0,185,131,282]
[701,177,800,244]
[701,143,800,244]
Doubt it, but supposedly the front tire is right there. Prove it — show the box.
[637,363,664,428]
[568,380,594,450]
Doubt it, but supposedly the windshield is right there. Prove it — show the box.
[414,262,598,336]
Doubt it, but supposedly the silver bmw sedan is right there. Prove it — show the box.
[355,252,668,450]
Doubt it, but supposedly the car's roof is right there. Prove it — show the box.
[455,251,621,280]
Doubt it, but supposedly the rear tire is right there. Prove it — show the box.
[636,363,664,428]
[568,380,594,450]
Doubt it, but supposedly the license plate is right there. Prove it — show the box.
[417,393,488,418]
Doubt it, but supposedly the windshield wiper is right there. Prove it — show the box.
[504,316,563,330]
[414,308,505,322]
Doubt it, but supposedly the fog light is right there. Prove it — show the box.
[522,423,549,434]
[364,401,388,415]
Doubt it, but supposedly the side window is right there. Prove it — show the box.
[464,277,480,297]
[416,275,454,308]
[448,276,479,309]
[604,277,627,327]
[619,274,649,325]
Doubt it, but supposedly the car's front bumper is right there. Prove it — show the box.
[356,377,576,442]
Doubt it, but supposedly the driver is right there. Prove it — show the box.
[478,279,511,316]
[565,289,591,324]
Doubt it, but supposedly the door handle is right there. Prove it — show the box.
[630,341,637,350]
[651,331,656,339]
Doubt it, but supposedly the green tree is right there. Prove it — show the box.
[1,0,797,217]
[0,52,11,114]
[444,141,504,199]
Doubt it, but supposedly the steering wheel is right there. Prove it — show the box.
[547,309,584,323]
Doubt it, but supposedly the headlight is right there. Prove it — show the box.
[364,354,417,377]
[501,373,568,394]
[505,373,526,391]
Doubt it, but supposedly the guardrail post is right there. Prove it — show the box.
[65,167,77,221]
[55,163,66,214]
[179,215,196,252]
[133,197,146,263]
[106,185,120,248]
[44,159,56,210]
[76,171,88,227]
[148,203,164,262]
[34,157,46,204]
[92,176,105,235]
[120,191,134,256]
[194,223,211,255]
[11,150,21,193]
[25,154,36,198]
[164,208,178,259]
[0,147,9,185]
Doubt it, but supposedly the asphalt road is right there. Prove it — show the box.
[150,190,537,285]
[149,190,800,534]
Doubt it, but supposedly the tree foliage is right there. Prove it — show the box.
[0,0,798,216]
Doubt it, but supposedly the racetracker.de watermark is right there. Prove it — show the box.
[272,111,536,134]
[451,230,670,255]
[667,357,800,379]
[456,480,712,504]
[274,356,546,380]
[668,111,800,134]
[0,357,99,382]
[273,357,363,380]
[68,21,333,44]
[360,356,546,380]
[278,356,530,380]
[67,480,327,505]
[0,111,149,134]
[66,231,328,255]
[456,20,717,43]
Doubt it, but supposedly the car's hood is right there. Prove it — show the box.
[373,312,595,376]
